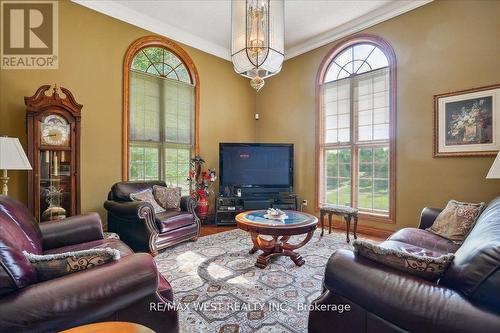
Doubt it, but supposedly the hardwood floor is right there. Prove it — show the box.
[200,223,384,241]
[199,224,235,237]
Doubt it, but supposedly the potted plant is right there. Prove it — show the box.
[187,156,216,221]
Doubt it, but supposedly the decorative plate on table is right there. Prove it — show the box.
[263,208,288,221]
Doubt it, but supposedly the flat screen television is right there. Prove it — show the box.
[219,143,293,193]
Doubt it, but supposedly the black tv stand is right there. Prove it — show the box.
[215,193,297,226]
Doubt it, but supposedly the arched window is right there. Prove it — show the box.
[123,36,199,194]
[316,35,396,221]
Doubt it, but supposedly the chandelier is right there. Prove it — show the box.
[231,0,284,91]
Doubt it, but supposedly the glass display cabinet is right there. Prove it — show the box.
[25,85,82,222]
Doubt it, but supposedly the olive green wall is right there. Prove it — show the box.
[0,0,256,225]
[1,0,499,233]
[256,0,500,231]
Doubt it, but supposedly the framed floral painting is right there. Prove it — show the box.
[434,84,500,157]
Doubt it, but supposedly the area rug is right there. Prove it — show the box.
[155,229,359,333]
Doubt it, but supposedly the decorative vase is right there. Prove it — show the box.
[196,196,209,221]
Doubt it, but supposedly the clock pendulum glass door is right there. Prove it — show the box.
[39,114,71,221]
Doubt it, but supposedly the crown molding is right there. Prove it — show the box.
[73,0,432,62]
[284,0,433,59]
[72,0,231,60]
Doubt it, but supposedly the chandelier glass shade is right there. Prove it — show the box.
[231,0,284,91]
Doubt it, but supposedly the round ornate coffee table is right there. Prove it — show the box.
[236,210,318,268]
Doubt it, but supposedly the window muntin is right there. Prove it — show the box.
[129,145,159,181]
[164,147,191,191]
[320,41,393,218]
[324,44,389,83]
[324,80,350,143]
[324,148,351,206]
[354,68,390,142]
[358,146,390,212]
[128,46,195,194]
[131,47,191,83]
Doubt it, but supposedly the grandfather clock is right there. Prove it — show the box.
[25,85,82,222]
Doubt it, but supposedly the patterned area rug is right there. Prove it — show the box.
[155,229,357,333]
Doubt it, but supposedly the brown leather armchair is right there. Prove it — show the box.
[309,198,500,333]
[0,195,178,333]
[104,181,200,255]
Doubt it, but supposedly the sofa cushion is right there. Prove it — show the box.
[24,248,120,282]
[44,238,134,258]
[0,240,37,296]
[353,240,454,281]
[153,185,181,211]
[441,196,500,311]
[427,200,484,244]
[388,228,460,254]
[155,211,194,233]
[110,181,166,201]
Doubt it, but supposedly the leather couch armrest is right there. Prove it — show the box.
[418,207,442,229]
[180,196,197,213]
[40,213,104,250]
[321,249,500,333]
[0,254,159,332]
[104,200,159,234]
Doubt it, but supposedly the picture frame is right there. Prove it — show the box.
[434,84,500,157]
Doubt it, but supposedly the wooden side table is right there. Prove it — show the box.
[320,204,359,243]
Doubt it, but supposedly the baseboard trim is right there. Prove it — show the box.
[326,221,394,239]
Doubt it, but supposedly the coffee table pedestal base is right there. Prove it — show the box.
[249,230,314,269]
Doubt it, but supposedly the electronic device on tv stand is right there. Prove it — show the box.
[215,143,297,226]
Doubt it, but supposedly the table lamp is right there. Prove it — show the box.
[0,136,32,196]
[486,152,500,179]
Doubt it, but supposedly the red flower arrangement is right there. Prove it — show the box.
[186,156,216,200]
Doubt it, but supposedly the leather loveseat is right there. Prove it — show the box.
[0,195,178,332]
[309,197,500,333]
[104,181,200,255]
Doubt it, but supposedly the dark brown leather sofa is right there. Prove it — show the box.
[0,195,178,333]
[104,181,200,255]
[309,197,500,333]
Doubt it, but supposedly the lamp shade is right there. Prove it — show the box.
[486,152,500,179]
[0,137,32,170]
[231,0,284,90]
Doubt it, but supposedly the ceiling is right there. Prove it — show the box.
[74,0,432,60]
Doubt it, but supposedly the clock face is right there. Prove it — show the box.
[41,115,70,146]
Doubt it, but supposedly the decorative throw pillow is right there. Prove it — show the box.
[153,185,181,211]
[353,240,454,281]
[23,248,121,282]
[130,189,166,214]
[427,200,485,244]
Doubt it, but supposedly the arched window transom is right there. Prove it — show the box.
[317,36,396,221]
[324,43,389,82]
[131,47,191,83]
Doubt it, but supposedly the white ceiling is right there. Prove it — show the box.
[74,0,432,60]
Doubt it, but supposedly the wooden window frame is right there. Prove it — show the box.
[123,35,200,181]
[315,34,397,223]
